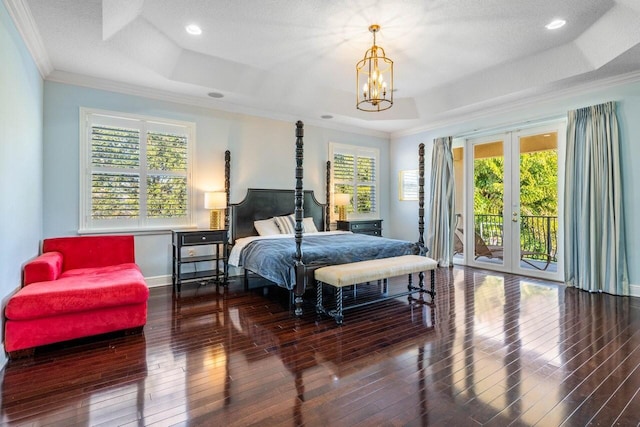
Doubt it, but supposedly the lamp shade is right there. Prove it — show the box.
[335,193,350,206]
[204,191,227,209]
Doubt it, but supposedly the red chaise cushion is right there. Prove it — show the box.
[5,265,149,321]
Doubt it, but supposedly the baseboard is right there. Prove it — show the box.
[0,342,7,372]
[630,283,640,298]
[144,271,243,289]
[144,275,171,288]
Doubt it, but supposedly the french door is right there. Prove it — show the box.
[463,123,564,280]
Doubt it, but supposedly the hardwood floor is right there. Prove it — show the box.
[2,266,640,426]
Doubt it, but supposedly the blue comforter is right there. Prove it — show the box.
[239,233,419,289]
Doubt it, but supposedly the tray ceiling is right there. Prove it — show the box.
[11,0,640,134]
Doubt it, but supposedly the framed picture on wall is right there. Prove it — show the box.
[399,170,419,201]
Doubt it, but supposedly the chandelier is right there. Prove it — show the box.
[356,24,393,112]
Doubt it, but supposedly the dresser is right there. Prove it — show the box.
[336,219,383,236]
[172,229,228,293]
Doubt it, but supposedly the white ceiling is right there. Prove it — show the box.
[9,0,640,135]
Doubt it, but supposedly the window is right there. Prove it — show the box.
[399,170,419,201]
[329,142,379,220]
[79,108,195,232]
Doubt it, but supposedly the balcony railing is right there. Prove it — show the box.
[468,213,558,270]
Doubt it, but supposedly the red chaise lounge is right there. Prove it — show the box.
[4,235,149,358]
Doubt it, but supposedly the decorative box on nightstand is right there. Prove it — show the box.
[336,219,383,236]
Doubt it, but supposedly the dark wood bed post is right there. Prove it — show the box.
[325,160,331,231]
[293,121,305,316]
[418,143,426,255]
[224,150,231,233]
[224,150,231,283]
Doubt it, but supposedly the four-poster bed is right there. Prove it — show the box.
[225,121,435,318]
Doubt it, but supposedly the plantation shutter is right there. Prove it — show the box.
[356,152,376,214]
[333,151,355,214]
[146,131,188,218]
[331,144,378,218]
[91,126,141,219]
[81,109,194,232]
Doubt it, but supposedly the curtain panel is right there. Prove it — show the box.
[427,136,455,267]
[564,101,629,295]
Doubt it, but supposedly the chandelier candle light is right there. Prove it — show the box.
[356,24,393,112]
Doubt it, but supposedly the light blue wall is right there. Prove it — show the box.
[390,81,640,287]
[0,3,44,358]
[43,82,390,280]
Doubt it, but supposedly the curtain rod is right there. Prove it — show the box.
[453,114,566,140]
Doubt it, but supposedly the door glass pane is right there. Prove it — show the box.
[473,141,504,265]
[519,132,558,272]
[453,147,464,259]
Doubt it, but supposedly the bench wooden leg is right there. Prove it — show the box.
[316,281,323,313]
[428,269,436,301]
[406,269,436,303]
[335,287,343,325]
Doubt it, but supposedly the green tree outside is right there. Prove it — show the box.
[473,149,558,261]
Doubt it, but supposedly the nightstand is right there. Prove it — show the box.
[337,219,383,236]
[172,229,228,293]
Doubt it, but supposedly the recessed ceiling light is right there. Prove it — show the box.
[207,92,224,98]
[545,19,566,30]
[321,115,333,119]
[185,24,202,35]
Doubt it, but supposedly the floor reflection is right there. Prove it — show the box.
[168,279,437,425]
[3,268,640,425]
[447,270,596,425]
[1,332,148,425]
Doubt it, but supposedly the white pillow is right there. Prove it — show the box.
[273,214,296,234]
[254,218,280,236]
[303,217,319,233]
[273,215,320,234]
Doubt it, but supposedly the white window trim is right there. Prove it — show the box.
[329,142,379,222]
[79,107,196,234]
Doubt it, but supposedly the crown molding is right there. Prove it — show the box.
[45,70,390,139]
[3,0,53,77]
[391,69,640,139]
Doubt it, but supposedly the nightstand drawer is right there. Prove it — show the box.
[337,220,383,236]
[360,229,382,236]
[350,221,381,231]
[181,230,227,245]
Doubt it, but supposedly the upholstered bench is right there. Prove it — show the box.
[314,255,438,324]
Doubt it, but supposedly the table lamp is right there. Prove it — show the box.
[335,193,350,221]
[204,191,227,230]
